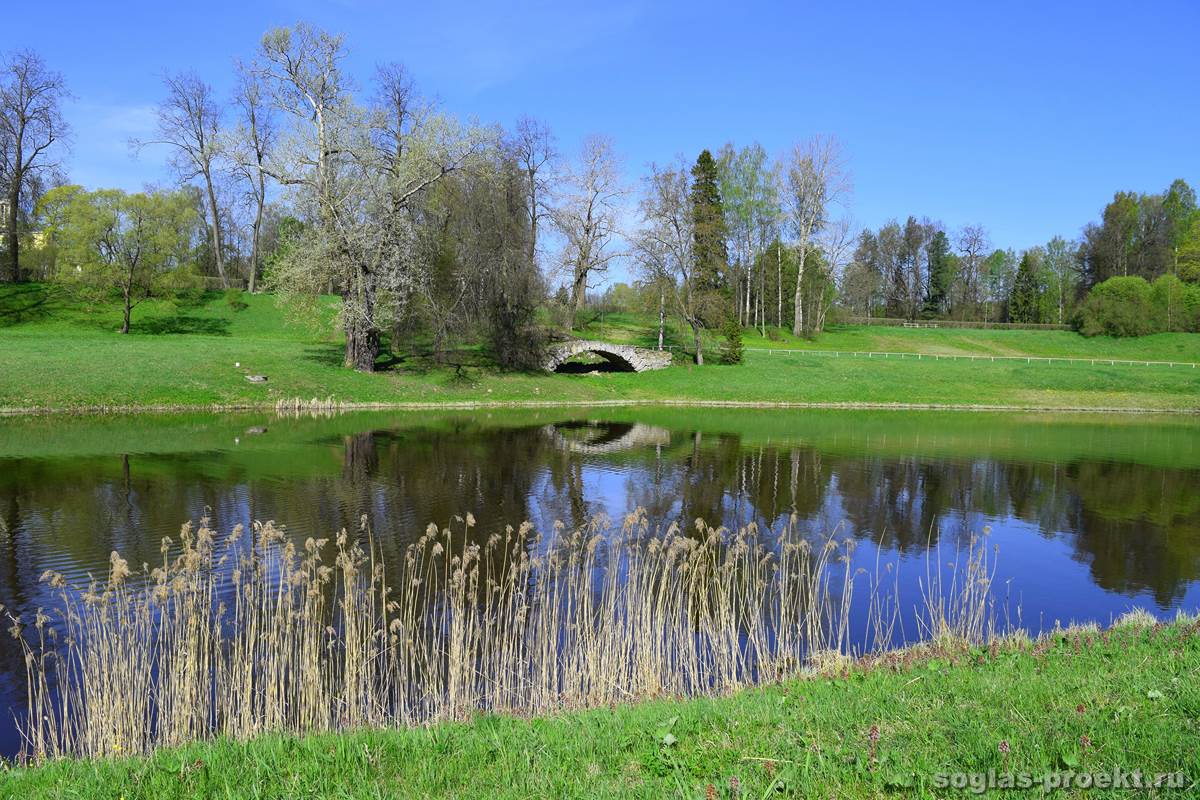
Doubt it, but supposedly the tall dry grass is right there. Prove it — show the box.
[6,510,997,760]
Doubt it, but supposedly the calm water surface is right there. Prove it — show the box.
[1,407,1198,756]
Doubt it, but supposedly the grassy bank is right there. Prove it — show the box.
[3,285,1200,412]
[5,615,1197,799]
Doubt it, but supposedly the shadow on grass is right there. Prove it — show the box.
[0,283,62,327]
[302,344,347,368]
[301,345,416,373]
[132,315,232,336]
[304,339,560,380]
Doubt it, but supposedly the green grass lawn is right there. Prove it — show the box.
[4,616,1197,799]
[576,309,1200,362]
[3,285,1200,412]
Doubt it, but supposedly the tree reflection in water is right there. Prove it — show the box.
[0,410,1198,755]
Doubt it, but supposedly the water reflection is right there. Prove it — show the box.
[1,409,1199,756]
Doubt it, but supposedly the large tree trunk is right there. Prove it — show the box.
[3,186,19,283]
[692,322,703,366]
[248,187,263,294]
[121,293,132,334]
[528,179,538,267]
[248,219,259,294]
[570,266,588,330]
[345,317,380,372]
[203,173,228,288]
[343,289,380,372]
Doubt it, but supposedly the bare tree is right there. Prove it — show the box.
[257,24,488,371]
[634,159,716,365]
[135,72,229,287]
[954,224,990,318]
[371,62,440,210]
[813,215,855,332]
[0,50,69,283]
[228,62,276,293]
[784,135,850,336]
[551,134,625,328]
[510,116,555,268]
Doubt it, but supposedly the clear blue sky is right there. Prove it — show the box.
[11,0,1199,263]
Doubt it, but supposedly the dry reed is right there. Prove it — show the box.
[6,510,997,761]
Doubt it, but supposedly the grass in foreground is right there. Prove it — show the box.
[4,615,1198,799]
[3,285,1200,411]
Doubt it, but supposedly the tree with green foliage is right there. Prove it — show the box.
[1077,276,1155,336]
[982,248,1016,321]
[716,142,777,329]
[1176,213,1200,283]
[1008,251,1042,323]
[1042,236,1079,324]
[43,186,200,333]
[1150,274,1199,332]
[690,149,727,302]
[1080,180,1197,286]
[756,238,797,327]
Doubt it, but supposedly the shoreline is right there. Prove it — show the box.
[3,397,1199,418]
[5,614,1197,797]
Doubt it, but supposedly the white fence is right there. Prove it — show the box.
[743,348,1199,369]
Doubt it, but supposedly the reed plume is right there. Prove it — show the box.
[7,510,997,761]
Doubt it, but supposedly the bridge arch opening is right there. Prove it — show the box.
[550,348,637,374]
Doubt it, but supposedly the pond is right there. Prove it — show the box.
[1,407,1198,756]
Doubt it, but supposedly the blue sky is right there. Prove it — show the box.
[11,0,1199,272]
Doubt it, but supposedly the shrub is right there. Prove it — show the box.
[1077,276,1154,337]
[719,317,744,364]
[224,287,248,312]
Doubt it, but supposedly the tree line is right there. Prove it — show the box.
[3,29,1199,375]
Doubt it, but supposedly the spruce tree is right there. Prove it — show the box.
[923,230,953,317]
[720,316,744,364]
[1009,251,1042,323]
[690,150,728,295]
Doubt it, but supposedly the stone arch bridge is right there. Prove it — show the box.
[544,340,673,373]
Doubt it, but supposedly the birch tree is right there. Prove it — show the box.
[717,142,775,328]
[784,135,849,336]
[0,50,70,283]
[1044,235,1079,324]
